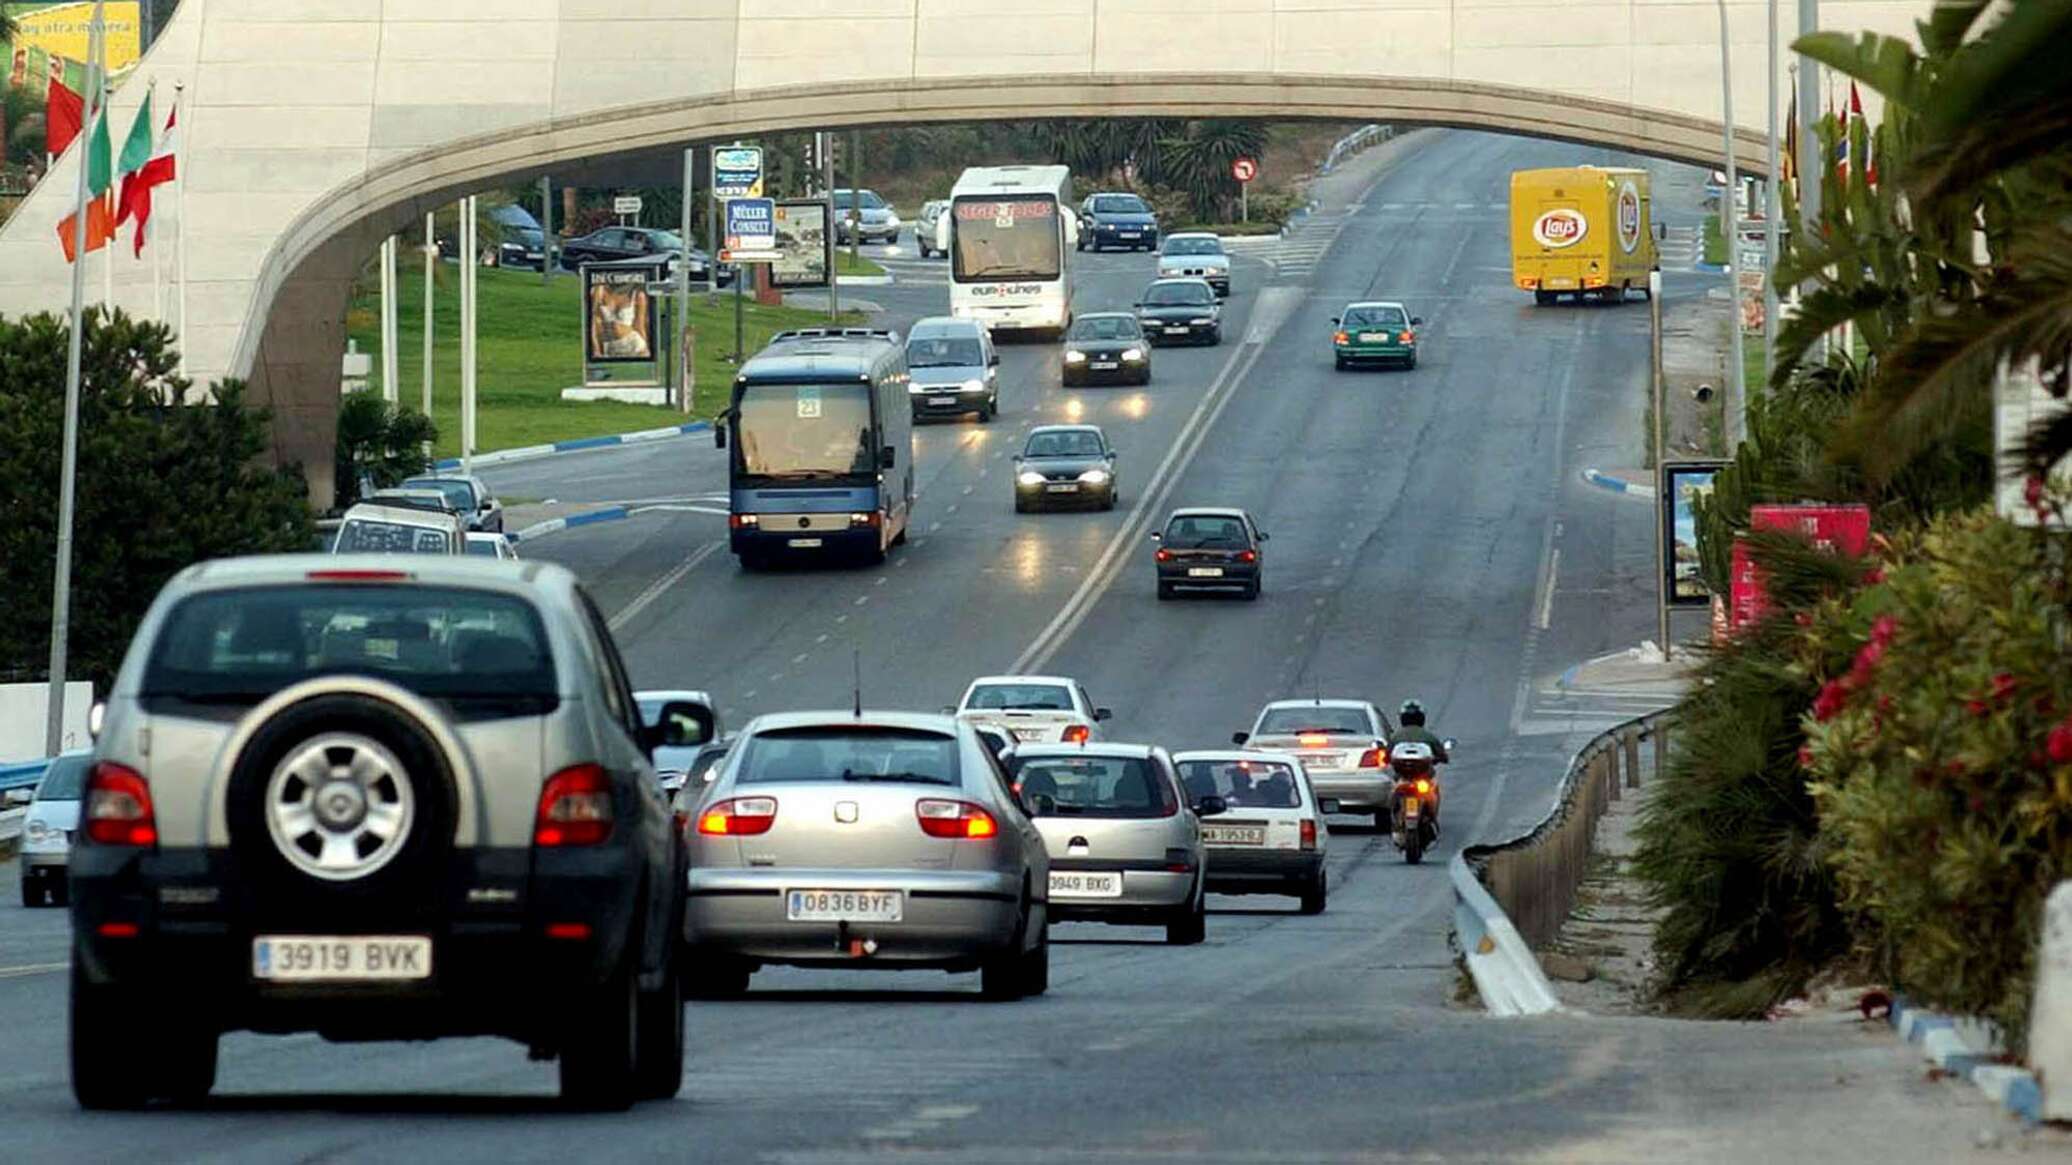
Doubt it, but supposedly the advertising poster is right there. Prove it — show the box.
[769,199,832,290]
[1660,460,1728,607]
[712,146,763,200]
[1729,503,1873,628]
[724,197,776,260]
[583,263,663,364]
[4,2,142,88]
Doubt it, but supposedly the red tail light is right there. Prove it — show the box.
[1061,724,1091,744]
[1333,330,1349,344]
[1357,747,1385,768]
[534,763,613,846]
[84,761,156,846]
[545,922,591,941]
[306,569,410,582]
[1237,549,1257,563]
[1300,819,1318,851]
[1154,548,1172,563]
[698,796,778,836]
[728,513,759,530]
[1399,330,1415,343]
[915,799,999,839]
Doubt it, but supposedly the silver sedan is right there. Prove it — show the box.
[1006,743,1221,945]
[681,711,1051,999]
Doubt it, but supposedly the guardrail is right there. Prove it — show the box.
[1451,710,1672,1014]
[1,759,50,846]
[1319,124,1394,175]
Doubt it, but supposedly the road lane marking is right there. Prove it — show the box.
[0,961,66,979]
[1010,287,1301,674]
[609,540,725,632]
[1535,547,1561,631]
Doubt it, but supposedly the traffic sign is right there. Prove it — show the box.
[1231,157,1258,183]
[725,198,779,262]
[612,195,643,216]
[713,146,764,200]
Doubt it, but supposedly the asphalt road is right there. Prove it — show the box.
[0,131,2010,1162]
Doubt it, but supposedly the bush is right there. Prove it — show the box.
[0,308,312,692]
[1804,508,2072,1052]
[334,392,436,512]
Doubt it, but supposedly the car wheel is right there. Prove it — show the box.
[1405,353,1418,370]
[633,938,685,1101]
[1166,886,1207,945]
[738,552,768,573]
[70,958,153,1109]
[682,955,752,1000]
[1017,923,1050,997]
[979,399,995,423]
[1103,489,1118,511]
[20,877,42,908]
[1156,581,1175,601]
[1299,870,1328,916]
[158,1019,220,1105]
[1015,496,1031,514]
[50,879,69,908]
[1534,289,1557,306]
[1334,355,1347,371]
[559,950,639,1110]
[1208,327,1222,346]
[981,900,1037,1001]
[1243,579,1261,601]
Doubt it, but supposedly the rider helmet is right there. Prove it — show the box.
[1399,699,1426,727]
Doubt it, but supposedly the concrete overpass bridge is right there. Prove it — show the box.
[0,0,1922,507]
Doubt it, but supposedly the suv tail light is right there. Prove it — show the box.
[1061,724,1091,745]
[1300,819,1318,851]
[915,799,998,839]
[84,761,156,846]
[1357,747,1386,768]
[1237,549,1257,563]
[1154,548,1173,563]
[698,796,778,836]
[535,763,613,846]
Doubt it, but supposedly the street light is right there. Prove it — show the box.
[1715,0,1749,449]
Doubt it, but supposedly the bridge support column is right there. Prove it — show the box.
[248,243,362,514]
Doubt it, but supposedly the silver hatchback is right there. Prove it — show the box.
[1006,743,1223,945]
[682,712,1051,999]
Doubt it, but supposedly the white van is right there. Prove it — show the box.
[333,500,467,555]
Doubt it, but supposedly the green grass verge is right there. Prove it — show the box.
[833,250,886,277]
[1702,214,1726,266]
[347,265,859,459]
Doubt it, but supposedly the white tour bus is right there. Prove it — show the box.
[935,165,1078,337]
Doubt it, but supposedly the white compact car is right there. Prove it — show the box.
[952,675,1111,745]
[1174,750,1332,913]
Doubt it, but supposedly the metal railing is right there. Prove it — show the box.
[1319,124,1394,175]
[1469,711,1671,949]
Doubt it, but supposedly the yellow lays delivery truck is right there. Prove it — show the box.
[1510,166,1657,305]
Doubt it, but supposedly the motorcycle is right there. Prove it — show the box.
[1387,738,1456,864]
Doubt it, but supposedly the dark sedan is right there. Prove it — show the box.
[1061,313,1152,386]
[1015,424,1118,512]
[496,225,547,270]
[559,226,733,286]
[1153,507,1266,600]
[1077,192,1159,252]
[1136,278,1222,346]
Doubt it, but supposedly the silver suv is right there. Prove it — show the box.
[69,555,691,1110]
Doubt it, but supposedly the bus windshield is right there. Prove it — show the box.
[735,382,877,480]
[952,197,1061,282]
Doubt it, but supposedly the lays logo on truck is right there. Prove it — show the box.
[1531,208,1588,249]
[1511,166,1655,303]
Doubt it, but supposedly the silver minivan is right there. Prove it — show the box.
[905,316,1000,422]
[1007,743,1224,945]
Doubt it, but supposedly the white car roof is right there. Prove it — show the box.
[339,502,461,528]
[965,675,1075,690]
[743,710,961,735]
[1014,741,1158,761]
[1345,301,1407,312]
[1172,749,1308,766]
[1166,231,1222,242]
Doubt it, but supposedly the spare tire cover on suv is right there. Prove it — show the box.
[226,693,458,906]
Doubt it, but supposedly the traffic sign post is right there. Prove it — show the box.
[613,194,642,224]
[712,146,764,200]
[1231,157,1258,223]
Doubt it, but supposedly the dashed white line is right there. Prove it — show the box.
[608,540,724,632]
[815,634,830,644]
[853,595,870,606]
[791,653,809,665]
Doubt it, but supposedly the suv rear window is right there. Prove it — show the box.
[142,585,557,704]
[735,727,957,786]
[1177,759,1301,809]
[1011,755,1177,817]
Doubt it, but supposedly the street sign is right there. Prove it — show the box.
[1231,157,1258,183]
[713,146,765,200]
[724,198,779,262]
[612,195,643,216]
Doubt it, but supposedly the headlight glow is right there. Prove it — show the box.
[1122,348,1144,361]
[1078,469,1110,485]
[963,379,986,393]
[1017,471,1046,486]
[25,819,50,843]
[1064,350,1087,364]
[1191,317,1214,325]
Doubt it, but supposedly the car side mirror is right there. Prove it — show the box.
[941,705,957,715]
[714,423,728,449]
[1410,317,1424,326]
[1195,794,1228,818]
[3,788,31,808]
[1230,731,1250,745]
[1654,222,1667,240]
[1443,738,1458,754]
[1105,451,1116,461]
[1148,531,1162,542]
[989,351,1000,366]
[1318,797,1341,815]
[1330,317,1340,325]
[1094,708,1112,722]
[1257,532,1270,542]
[879,445,897,469]
[479,499,496,513]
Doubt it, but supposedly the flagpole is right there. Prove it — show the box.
[45,0,107,757]
[1762,0,1780,378]
[1715,0,1748,449]
[147,78,162,322]
[174,82,188,378]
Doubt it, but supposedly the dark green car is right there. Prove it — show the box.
[1331,302,1421,370]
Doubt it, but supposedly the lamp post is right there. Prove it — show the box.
[1715,0,1749,449]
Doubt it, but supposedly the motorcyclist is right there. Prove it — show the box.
[1389,700,1449,829]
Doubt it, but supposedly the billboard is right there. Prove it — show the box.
[769,199,832,290]
[1729,503,1873,628]
[711,146,762,200]
[583,262,664,364]
[723,197,776,260]
[1661,460,1729,607]
[4,2,143,90]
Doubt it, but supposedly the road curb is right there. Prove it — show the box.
[512,505,631,543]
[1889,996,2043,1124]
[1582,468,1655,500]
[436,421,711,472]
[1693,261,1728,274]
[836,273,895,286]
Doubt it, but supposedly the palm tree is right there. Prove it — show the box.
[1794,0,2072,484]
[1156,120,1268,221]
